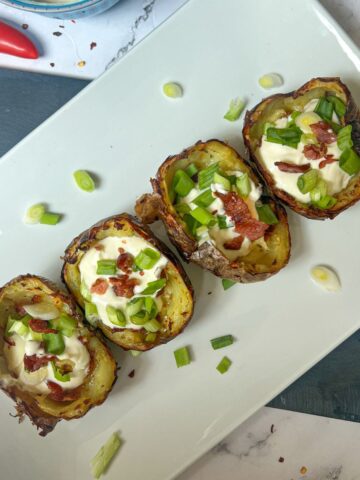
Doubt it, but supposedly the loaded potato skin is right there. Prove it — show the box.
[136,140,291,283]
[62,214,194,351]
[243,77,360,219]
[0,275,116,436]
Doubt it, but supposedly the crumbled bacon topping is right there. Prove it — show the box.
[110,275,139,298]
[90,278,108,295]
[15,305,26,316]
[224,236,244,250]
[47,381,80,402]
[29,318,57,334]
[303,143,327,160]
[310,121,337,144]
[116,252,134,274]
[275,162,310,173]
[24,354,55,372]
[319,155,337,169]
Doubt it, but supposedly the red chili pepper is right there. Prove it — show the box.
[0,21,38,59]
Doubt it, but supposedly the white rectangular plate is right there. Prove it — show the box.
[1,1,360,479]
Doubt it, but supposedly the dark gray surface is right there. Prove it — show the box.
[0,66,359,422]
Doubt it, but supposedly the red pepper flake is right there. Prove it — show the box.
[319,155,336,169]
[52,31,62,37]
[22,24,29,30]
[50,62,55,67]
[90,278,108,295]
[278,457,285,463]
[128,369,135,378]
[90,41,97,50]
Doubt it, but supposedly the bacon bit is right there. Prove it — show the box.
[90,278,108,295]
[29,318,57,334]
[110,276,139,298]
[15,305,26,316]
[275,161,311,173]
[4,337,15,347]
[216,192,268,241]
[47,381,80,402]
[224,236,244,250]
[319,155,337,169]
[303,143,327,160]
[116,252,134,274]
[310,121,337,144]
[118,247,125,254]
[94,244,104,251]
[139,271,145,276]
[31,294,42,304]
[128,369,135,378]
[24,354,55,372]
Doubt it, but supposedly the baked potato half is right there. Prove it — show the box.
[243,77,360,219]
[135,140,291,283]
[62,213,194,351]
[0,275,116,436]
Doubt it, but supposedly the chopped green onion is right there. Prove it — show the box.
[213,172,231,191]
[256,204,278,225]
[96,259,116,275]
[266,126,302,149]
[190,207,214,226]
[258,73,283,89]
[144,297,158,318]
[24,203,45,225]
[236,173,251,198]
[131,310,149,326]
[310,179,327,203]
[185,163,198,177]
[106,306,126,327]
[80,280,92,301]
[144,319,161,333]
[163,82,183,98]
[287,110,301,127]
[216,356,232,374]
[73,170,95,192]
[126,297,144,317]
[301,133,317,145]
[8,319,28,337]
[19,315,31,327]
[174,203,191,215]
[51,313,77,337]
[314,97,333,122]
[211,335,234,350]
[224,97,245,121]
[90,432,122,479]
[217,215,229,229]
[198,163,219,190]
[193,189,215,208]
[183,213,201,236]
[173,170,194,197]
[140,278,166,295]
[297,169,319,194]
[29,329,43,342]
[174,346,191,368]
[40,212,61,225]
[327,95,346,118]
[314,195,337,209]
[337,125,353,151]
[134,248,161,270]
[44,333,65,355]
[51,361,70,382]
[263,122,274,134]
[339,148,360,175]
[5,317,16,337]
[85,302,98,326]
[196,225,209,239]
[145,332,157,343]
[222,279,236,290]
[129,350,142,357]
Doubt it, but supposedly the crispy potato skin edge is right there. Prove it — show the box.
[0,274,117,436]
[62,213,194,351]
[243,77,360,220]
[136,139,291,283]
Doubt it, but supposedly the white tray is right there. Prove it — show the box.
[1,0,360,478]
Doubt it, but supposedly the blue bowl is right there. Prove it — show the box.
[0,0,121,19]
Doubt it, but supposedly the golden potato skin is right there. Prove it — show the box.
[243,77,360,220]
[135,140,291,283]
[0,275,117,436]
[62,213,194,351]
